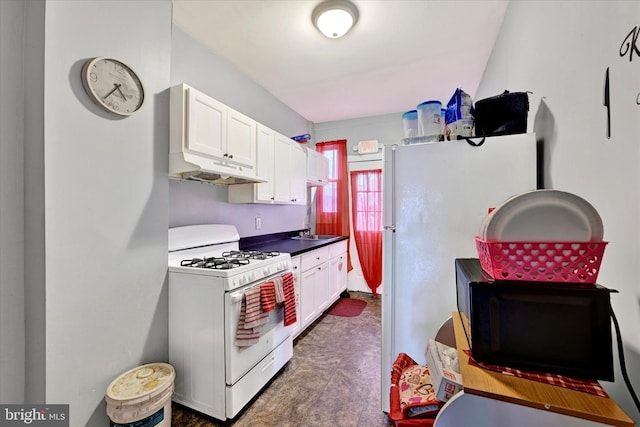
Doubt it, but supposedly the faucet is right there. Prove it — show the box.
[300,228,311,237]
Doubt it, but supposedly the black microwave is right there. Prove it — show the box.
[455,258,615,381]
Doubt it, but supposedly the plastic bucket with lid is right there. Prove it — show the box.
[105,362,175,427]
[417,100,443,140]
[402,110,419,138]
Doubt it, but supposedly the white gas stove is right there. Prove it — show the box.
[168,224,292,289]
[168,224,294,421]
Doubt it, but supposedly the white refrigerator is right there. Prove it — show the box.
[381,133,537,411]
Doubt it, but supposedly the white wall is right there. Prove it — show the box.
[169,179,309,236]
[0,0,26,403]
[29,1,171,425]
[477,1,640,422]
[314,112,404,152]
[168,26,311,236]
[23,0,46,404]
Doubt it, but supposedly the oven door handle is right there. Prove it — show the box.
[230,291,245,304]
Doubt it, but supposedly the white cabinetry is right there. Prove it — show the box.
[290,255,302,338]
[328,240,348,302]
[255,124,276,201]
[170,84,261,182]
[288,139,307,204]
[184,88,226,158]
[226,108,257,168]
[229,124,275,203]
[229,129,307,205]
[294,240,348,338]
[306,149,329,186]
[299,246,329,332]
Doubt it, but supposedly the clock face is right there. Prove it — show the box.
[81,57,144,116]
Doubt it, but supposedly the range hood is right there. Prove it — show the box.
[169,152,268,185]
[169,83,268,186]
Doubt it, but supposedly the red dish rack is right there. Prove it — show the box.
[474,237,607,283]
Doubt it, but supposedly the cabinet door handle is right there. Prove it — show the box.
[228,154,233,159]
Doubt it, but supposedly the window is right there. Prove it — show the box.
[315,139,352,272]
[315,140,348,234]
[351,170,382,232]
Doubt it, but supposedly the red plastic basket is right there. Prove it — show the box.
[474,237,607,283]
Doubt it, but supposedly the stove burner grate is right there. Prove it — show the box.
[222,250,281,260]
[180,256,251,270]
[179,250,281,270]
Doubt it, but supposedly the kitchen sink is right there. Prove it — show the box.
[291,234,338,240]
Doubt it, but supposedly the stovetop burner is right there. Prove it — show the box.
[180,257,251,270]
[222,250,281,260]
[179,250,281,270]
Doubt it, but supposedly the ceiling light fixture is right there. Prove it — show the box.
[312,0,359,39]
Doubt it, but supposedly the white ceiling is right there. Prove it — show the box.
[172,0,509,123]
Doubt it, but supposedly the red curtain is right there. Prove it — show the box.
[349,169,382,296]
[315,140,353,272]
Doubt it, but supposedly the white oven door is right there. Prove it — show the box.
[224,274,293,385]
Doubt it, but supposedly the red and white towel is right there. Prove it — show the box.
[273,276,285,304]
[260,282,276,313]
[282,272,297,327]
[235,272,298,347]
[235,286,263,347]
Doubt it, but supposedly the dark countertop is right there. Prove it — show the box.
[240,231,348,256]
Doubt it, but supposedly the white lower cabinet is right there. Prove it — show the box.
[290,255,302,338]
[293,240,348,338]
[328,240,348,302]
[299,246,329,331]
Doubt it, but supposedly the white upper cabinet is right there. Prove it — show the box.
[169,84,263,183]
[273,133,293,203]
[186,88,226,158]
[227,108,257,168]
[229,128,307,205]
[306,149,329,186]
[286,137,307,204]
[254,124,276,202]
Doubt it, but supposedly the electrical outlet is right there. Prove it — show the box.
[255,217,261,230]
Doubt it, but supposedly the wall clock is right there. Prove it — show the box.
[81,57,144,116]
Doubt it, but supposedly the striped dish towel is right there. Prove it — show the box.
[273,276,285,304]
[235,287,262,347]
[260,282,276,312]
[282,272,297,326]
[243,286,264,329]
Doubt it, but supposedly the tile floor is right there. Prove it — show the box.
[172,292,393,426]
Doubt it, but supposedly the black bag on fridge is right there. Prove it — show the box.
[473,91,529,137]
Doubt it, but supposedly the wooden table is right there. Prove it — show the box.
[432,312,634,427]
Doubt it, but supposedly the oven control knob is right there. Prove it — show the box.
[249,272,255,281]
[263,267,270,276]
[240,275,248,285]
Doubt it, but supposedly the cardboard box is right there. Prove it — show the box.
[425,339,463,402]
